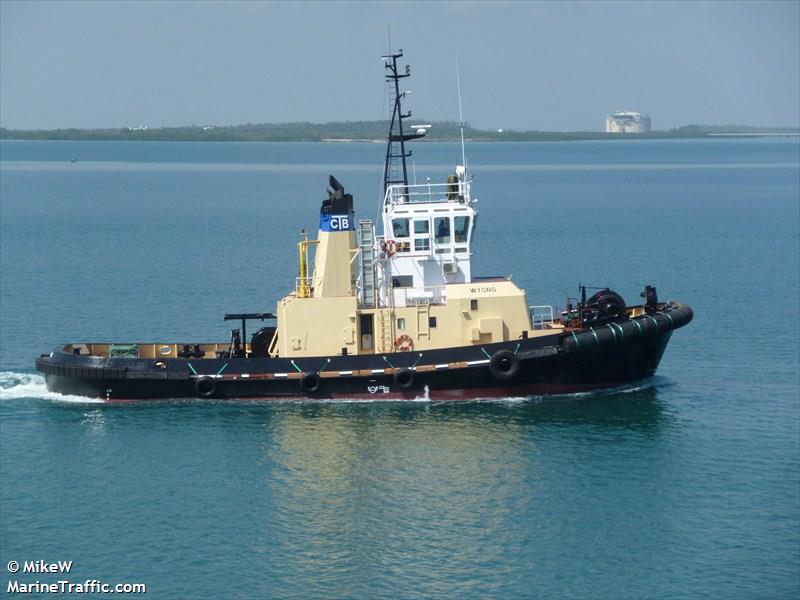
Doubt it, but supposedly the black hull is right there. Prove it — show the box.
[36,304,692,402]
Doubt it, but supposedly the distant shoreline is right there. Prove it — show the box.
[1,121,798,143]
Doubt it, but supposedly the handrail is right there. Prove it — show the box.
[295,277,314,297]
[392,285,447,307]
[530,305,555,330]
[384,180,471,207]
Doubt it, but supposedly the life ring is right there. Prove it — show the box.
[385,240,398,257]
[488,349,520,382]
[393,368,414,389]
[394,334,414,351]
[300,372,320,393]
[195,375,216,397]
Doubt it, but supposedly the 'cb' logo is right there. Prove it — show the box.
[330,215,350,230]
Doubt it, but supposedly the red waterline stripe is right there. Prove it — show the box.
[100,382,625,403]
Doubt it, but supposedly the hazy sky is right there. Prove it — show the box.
[1,0,798,131]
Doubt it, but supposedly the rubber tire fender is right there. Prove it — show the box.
[300,372,321,393]
[195,376,216,398]
[393,368,414,389]
[489,349,520,382]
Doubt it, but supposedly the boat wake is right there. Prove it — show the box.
[565,378,664,398]
[0,371,103,404]
[469,378,668,404]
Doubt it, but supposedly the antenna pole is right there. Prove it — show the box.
[456,57,467,177]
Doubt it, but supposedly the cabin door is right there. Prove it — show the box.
[359,314,374,352]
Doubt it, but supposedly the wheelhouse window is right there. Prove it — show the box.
[392,275,413,287]
[454,216,470,243]
[392,218,410,238]
[414,219,429,234]
[414,238,430,251]
[434,217,451,244]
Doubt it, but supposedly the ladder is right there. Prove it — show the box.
[377,309,394,353]
[358,220,376,308]
[417,302,430,340]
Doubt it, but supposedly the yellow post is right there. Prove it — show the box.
[297,232,319,298]
[298,231,310,298]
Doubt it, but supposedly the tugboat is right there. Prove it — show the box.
[36,51,692,401]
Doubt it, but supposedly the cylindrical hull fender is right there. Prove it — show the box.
[562,303,693,354]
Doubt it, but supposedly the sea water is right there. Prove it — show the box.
[1,139,798,599]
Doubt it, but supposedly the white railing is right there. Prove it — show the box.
[384,180,470,207]
[392,286,447,307]
[530,305,555,330]
[295,276,314,298]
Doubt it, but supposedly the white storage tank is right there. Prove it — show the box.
[606,111,652,133]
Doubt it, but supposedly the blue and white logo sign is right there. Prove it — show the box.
[330,215,350,230]
[320,213,354,232]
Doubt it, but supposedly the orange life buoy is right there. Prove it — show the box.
[394,334,414,351]
[385,240,398,257]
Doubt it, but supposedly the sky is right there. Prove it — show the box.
[1,0,798,131]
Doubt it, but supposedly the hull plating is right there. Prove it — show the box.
[37,305,689,402]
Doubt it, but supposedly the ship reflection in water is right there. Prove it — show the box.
[246,385,675,591]
[30,379,684,596]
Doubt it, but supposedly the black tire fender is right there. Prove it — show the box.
[489,349,520,382]
[300,372,321,393]
[393,368,414,389]
[195,376,216,398]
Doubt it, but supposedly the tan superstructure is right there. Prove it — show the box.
[276,280,538,358]
[270,172,558,359]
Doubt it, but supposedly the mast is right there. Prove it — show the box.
[381,50,425,197]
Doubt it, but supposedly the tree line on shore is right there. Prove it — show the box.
[1,121,796,142]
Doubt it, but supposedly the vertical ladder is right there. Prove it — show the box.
[358,220,376,308]
[417,302,430,341]
[377,309,394,353]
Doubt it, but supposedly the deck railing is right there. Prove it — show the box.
[295,276,314,298]
[384,180,470,206]
[392,285,447,307]
[530,305,555,330]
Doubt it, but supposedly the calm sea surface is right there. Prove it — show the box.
[1,139,798,599]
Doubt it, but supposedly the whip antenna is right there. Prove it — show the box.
[456,56,467,177]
